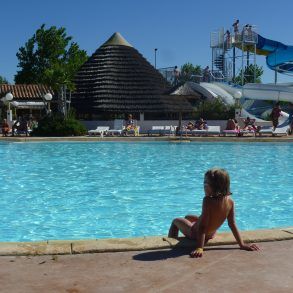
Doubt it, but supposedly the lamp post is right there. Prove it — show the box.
[154,48,158,69]
[234,91,242,118]
[5,92,13,123]
[44,93,53,114]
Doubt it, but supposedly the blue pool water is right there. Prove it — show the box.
[0,141,292,242]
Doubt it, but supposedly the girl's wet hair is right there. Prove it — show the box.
[205,168,231,197]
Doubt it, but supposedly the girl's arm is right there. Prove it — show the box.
[190,197,210,258]
[227,201,260,251]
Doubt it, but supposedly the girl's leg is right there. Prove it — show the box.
[168,217,193,238]
[184,215,198,223]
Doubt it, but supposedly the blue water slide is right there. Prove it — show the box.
[256,34,293,73]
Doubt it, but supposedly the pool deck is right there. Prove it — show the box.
[0,227,292,256]
[1,135,293,143]
[0,229,292,292]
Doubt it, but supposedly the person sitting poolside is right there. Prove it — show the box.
[195,118,208,130]
[226,118,240,131]
[1,119,10,137]
[12,116,29,137]
[123,114,139,136]
[242,117,261,135]
[243,117,257,131]
[168,168,260,258]
[186,121,195,131]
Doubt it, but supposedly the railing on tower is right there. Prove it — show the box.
[210,24,258,84]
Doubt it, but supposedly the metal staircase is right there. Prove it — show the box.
[210,28,232,81]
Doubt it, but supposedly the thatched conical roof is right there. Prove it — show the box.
[72,32,192,114]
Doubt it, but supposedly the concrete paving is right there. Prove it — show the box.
[0,239,292,292]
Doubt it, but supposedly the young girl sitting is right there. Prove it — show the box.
[168,168,259,258]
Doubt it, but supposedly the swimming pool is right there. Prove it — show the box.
[0,141,292,242]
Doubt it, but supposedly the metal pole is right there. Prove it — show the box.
[233,46,236,81]
[154,48,158,69]
[212,48,214,73]
[241,42,244,85]
[247,51,249,67]
[253,44,256,83]
[274,52,278,84]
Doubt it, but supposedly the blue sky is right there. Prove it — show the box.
[1,0,293,83]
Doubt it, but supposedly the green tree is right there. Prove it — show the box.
[234,64,263,85]
[195,98,236,120]
[15,24,87,90]
[0,75,8,84]
[180,63,202,83]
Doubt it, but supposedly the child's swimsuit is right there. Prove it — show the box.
[189,219,216,241]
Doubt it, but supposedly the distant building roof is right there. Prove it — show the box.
[0,84,54,100]
[102,32,133,47]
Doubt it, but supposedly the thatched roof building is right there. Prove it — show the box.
[72,32,192,117]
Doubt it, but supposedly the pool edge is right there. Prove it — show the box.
[1,136,293,143]
[0,227,292,256]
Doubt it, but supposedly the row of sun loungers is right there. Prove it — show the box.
[223,126,289,137]
[88,125,289,137]
[179,126,221,136]
[88,126,140,136]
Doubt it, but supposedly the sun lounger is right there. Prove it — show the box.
[148,126,165,136]
[106,129,123,136]
[148,126,175,136]
[223,129,240,136]
[178,128,192,136]
[88,126,110,136]
[106,119,124,136]
[163,126,176,136]
[259,126,288,136]
[191,126,221,136]
[239,129,256,136]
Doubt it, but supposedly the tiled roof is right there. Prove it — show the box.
[0,84,54,100]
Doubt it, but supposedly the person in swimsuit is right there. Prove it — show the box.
[168,168,260,258]
[1,119,10,137]
[270,102,282,131]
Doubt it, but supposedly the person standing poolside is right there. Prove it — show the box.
[168,168,260,258]
[270,102,282,131]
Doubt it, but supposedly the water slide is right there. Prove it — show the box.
[198,82,290,129]
[254,34,293,73]
[197,31,292,130]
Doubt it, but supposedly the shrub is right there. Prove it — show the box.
[32,113,87,136]
[193,98,236,120]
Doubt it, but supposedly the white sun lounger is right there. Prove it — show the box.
[88,126,110,136]
[191,126,221,136]
[259,126,288,136]
[223,129,240,136]
[148,126,165,136]
[106,129,123,136]
[163,126,176,136]
[148,126,176,136]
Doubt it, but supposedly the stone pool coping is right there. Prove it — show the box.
[0,228,292,256]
